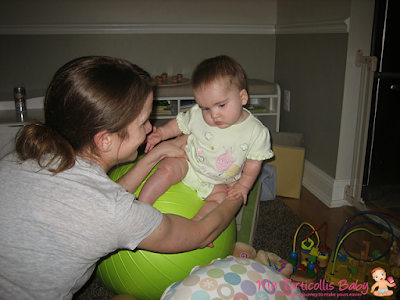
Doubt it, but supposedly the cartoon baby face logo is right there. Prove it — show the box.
[370,267,397,297]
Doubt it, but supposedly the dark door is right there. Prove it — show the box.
[363,0,400,197]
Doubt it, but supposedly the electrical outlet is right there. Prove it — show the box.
[284,90,291,112]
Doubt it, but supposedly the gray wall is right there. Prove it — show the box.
[1,0,358,187]
[275,0,351,179]
[276,0,350,24]
[275,33,348,178]
[0,0,277,100]
[0,0,276,25]
[0,34,275,100]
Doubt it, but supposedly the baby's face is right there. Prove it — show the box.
[372,270,386,281]
[193,78,248,129]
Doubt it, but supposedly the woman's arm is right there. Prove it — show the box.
[138,195,243,252]
[117,135,188,193]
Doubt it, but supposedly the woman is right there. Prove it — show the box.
[0,56,243,300]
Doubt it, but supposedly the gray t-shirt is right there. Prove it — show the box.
[0,153,163,299]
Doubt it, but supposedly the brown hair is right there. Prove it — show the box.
[371,267,386,276]
[191,55,247,91]
[15,56,154,173]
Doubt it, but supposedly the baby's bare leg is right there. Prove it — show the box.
[192,184,227,221]
[139,158,188,205]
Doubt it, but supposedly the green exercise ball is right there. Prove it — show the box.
[96,161,236,300]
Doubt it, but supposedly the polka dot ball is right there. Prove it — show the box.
[161,256,306,300]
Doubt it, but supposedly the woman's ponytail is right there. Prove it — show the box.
[15,121,75,173]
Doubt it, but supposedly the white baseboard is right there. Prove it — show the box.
[302,160,400,238]
[302,159,352,208]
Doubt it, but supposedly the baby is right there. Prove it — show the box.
[370,267,395,297]
[140,55,274,220]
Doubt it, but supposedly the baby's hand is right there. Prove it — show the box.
[226,183,249,204]
[145,126,163,153]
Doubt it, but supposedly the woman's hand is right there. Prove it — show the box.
[116,135,188,193]
[145,119,184,154]
[151,135,188,160]
[145,126,163,153]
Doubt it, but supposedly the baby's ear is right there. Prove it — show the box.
[240,89,249,105]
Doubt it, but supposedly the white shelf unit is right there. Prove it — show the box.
[0,81,280,157]
[151,79,281,132]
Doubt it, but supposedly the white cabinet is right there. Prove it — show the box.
[151,79,280,132]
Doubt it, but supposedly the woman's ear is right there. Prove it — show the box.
[240,89,249,105]
[94,130,113,152]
